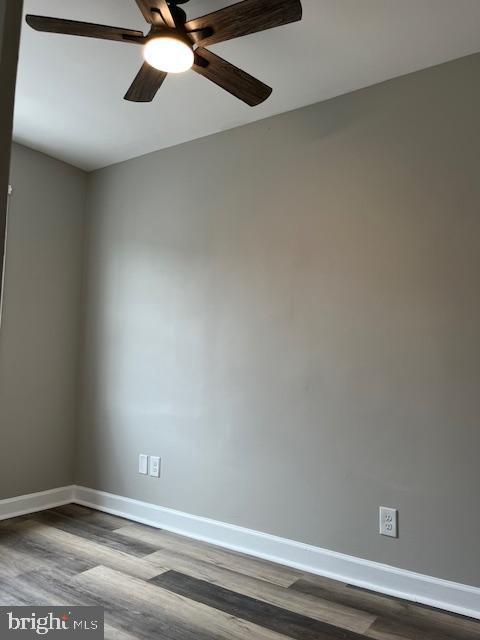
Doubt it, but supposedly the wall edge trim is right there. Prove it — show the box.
[0,485,74,521]
[71,484,479,620]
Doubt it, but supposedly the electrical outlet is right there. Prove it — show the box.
[149,456,161,478]
[379,506,398,537]
[138,454,148,475]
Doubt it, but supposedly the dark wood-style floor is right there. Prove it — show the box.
[0,505,478,639]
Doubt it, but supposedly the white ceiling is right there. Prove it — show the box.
[13,0,480,171]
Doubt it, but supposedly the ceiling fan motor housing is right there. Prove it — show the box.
[165,0,189,24]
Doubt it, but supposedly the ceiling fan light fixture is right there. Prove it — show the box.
[26,0,303,105]
[143,36,194,73]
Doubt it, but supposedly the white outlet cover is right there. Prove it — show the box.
[138,454,148,475]
[149,456,161,478]
[379,506,398,538]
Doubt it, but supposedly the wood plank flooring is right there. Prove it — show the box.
[0,505,478,639]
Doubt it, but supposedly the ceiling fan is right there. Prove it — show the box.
[26,0,303,106]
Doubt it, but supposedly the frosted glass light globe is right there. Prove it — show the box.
[143,37,194,73]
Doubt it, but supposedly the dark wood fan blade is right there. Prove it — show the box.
[193,48,272,107]
[185,0,302,47]
[133,0,176,28]
[25,15,145,44]
[124,63,167,102]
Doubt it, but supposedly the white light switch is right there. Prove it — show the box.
[149,456,161,478]
[138,454,148,475]
[379,506,398,538]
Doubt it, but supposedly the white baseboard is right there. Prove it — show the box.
[72,485,480,620]
[1,485,478,619]
[0,485,74,521]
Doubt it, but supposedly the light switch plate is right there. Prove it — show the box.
[138,454,148,475]
[379,506,398,537]
[149,456,161,478]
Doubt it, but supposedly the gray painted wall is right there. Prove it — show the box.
[77,53,480,587]
[0,144,86,498]
[0,0,23,301]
